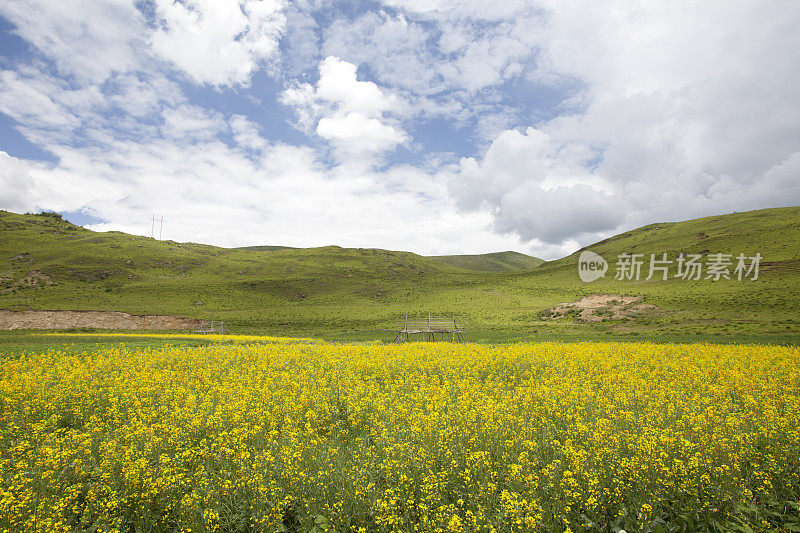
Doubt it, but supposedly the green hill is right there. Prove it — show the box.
[428,251,544,271]
[1,207,798,342]
[236,245,297,252]
[500,206,800,339]
[0,211,487,333]
[237,248,544,272]
[544,206,800,269]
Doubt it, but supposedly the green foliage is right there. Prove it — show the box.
[27,211,64,221]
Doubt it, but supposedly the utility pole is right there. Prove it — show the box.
[149,214,165,240]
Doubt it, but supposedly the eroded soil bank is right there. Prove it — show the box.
[0,310,207,330]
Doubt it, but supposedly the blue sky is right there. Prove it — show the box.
[1,0,799,259]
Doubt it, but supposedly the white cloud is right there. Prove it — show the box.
[279,82,320,132]
[0,151,40,213]
[445,0,800,247]
[450,127,623,244]
[322,12,446,96]
[440,20,534,92]
[0,0,146,83]
[280,4,322,77]
[473,111,518,142]
[0,70,83,130]
[381,0,532,21]
[315,5,545,144]
[315,57,397,115]
[105,73,185,118]
[322,8,539,101]
[150,0,287,86]
[316,112,406,156]
[281,56,408,163]
[230,115,268,152]
[1,0,287,89]
[161,105,226,141]
[0,136,525,255]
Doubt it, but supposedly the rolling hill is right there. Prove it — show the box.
[1,207,798,342]
[428,251,544,271]
[543,206,800,269]
[0,211,489,333]
[237,247,544,272]
[236,245,297,252]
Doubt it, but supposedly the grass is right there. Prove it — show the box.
[2,327,799,360]
[0,207,799,342]
[0,330,224,357]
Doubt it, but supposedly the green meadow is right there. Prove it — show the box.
[1,207,798,345]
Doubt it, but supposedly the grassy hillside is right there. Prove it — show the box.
[546,207,800,268]
[0,211,488,333]
[236,245,297,252]
[428,251,544,271]
[237,248,545,272]
[1,207,798,342]
[494,206,800,339]
[237,248,544,272]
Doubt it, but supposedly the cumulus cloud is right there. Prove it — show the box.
[320,6,539,121]
[1,135,527,255]
[0,151,39,213]
[315,57,397,115]
[450,128,623,244]
[316,112,406,156]
[281,56,408,162]
[444,0,800,247]
[150,0,287,86]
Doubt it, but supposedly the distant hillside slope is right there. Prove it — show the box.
[236,247,545,272]
[236,245,296,252]
[0,210,486,331]
[429,251,544,271]
[504,206,800,339]
[540,206,800,271]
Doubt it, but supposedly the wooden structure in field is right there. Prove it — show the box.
[194,319,225,334]
[390,313,466,343]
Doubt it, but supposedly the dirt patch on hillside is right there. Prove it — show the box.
[1,271,55,293]
[0,310,208,330]
[542,294,658,323]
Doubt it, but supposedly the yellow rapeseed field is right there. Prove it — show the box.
[1,338,799,532]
